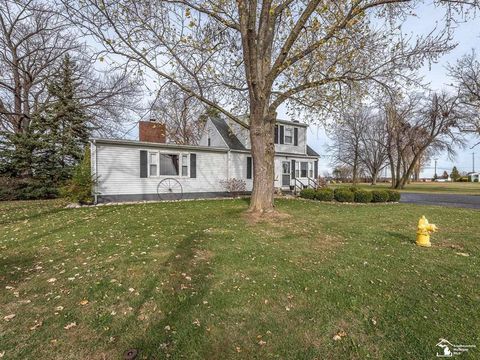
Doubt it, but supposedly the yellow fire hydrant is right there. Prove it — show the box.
[416,216,437,247]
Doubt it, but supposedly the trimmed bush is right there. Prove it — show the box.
[299,188,316,200]
[354,189,373,203]
[386,190,401,202]
[348,186,359,193]
[315,188,334,202]
[334,188,354,202]
[372,190,389,203]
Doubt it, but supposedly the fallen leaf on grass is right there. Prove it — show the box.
[55,306,64,311]
[258,340,267,346]
[0,350,4,358]
[333,330,347,341]
[4,314,15,321]
[79,300,89,305]
[64,322,77,330]
[455,252,470,257]
[30,321,43,331]
[47,278,57,283]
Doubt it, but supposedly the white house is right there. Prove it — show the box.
[468,172,479,182]
[90,116,320,203]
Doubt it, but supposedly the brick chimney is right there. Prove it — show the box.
[139,119,166,143]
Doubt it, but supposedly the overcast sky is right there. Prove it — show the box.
[304,4,480,177]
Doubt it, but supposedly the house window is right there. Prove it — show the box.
[247,156,253,179]
[160,154,179,175]
[208,138,211,146]
[300,162,308,177]
[149,152,158,176]
[309,162,313,178]
[182,154,188,176]
[284,127,293,144]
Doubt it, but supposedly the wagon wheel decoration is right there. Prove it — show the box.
[156,178,184,201]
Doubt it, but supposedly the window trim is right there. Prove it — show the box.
[284,127,293,144]
[147,151,190,178]
[148,152,158,177]
[300,161,308,178]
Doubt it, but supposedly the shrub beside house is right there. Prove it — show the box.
[300,187,400,204]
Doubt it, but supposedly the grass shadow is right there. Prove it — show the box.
[115,231,215,358]
[384,231,414,244]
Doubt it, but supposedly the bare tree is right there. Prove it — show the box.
[0,0,140,137]
[358,114,389,185]
[151,84,206,145]
[448,50,480,137]
[62,0,477,214]
[327,107,369,184]
[384,92,466,189]
[0,0,78,136]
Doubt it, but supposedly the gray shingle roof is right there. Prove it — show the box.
[306,145,320,157]
[210,117,246,151]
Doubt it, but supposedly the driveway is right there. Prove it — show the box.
[400,192,480,209]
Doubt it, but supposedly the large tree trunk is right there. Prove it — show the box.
[371,170,378,185]
[352,154,358,185]
[248,110,276,214]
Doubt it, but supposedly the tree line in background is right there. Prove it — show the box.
[327,83,479,188]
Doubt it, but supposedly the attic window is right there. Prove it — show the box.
[284,127,293,144]
[208,137,211,146]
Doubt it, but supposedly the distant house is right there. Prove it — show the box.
[90,116,320,203]
[468,172,479,182]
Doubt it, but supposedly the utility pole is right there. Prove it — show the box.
[434,158,438,180]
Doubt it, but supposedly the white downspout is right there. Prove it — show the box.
[91,140,98,204]
[227,150,230,180]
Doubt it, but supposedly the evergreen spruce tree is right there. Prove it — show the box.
[451,166,460,182]
[1,55,91,199]
[39,54,90,186]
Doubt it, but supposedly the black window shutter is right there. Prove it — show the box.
[279,126,284,144]
[190,154,197,178]
[294,128,298,146]
[247,156,252,179]
[291,160,296,179]
[140,150,148,178]
[274,125,278,144]
[314,160,318,178]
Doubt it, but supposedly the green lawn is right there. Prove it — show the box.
[332,181,480,195]
[1,199,479,359]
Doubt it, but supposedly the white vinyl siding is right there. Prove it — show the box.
[275,125,306,154]
[95,144,229,195]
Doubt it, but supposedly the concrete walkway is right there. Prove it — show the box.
[400,192,480,209]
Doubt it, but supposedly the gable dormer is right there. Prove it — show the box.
[274,120,307,154]
[199,116,313,156]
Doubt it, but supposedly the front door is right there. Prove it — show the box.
[282,161,290,187]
